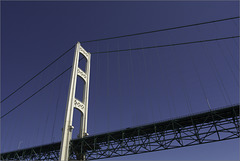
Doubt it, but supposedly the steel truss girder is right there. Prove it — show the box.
[1,104,239,160]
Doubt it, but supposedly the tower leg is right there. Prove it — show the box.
[59,42,91,161]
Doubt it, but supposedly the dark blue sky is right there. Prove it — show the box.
[1,1,239,160]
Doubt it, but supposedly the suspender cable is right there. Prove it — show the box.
[214,40,239,86]
[51,81,62,143]
[128,39,138,125]
[141,45,155,123]
[213,24,238,69]
[141,41,150,123]
[117,41,123,128]
[232,19,239,29]
[92,42,100,134]
[140,39,149,120]
[106,44,110,132]
[196,27,233,105]
[156,51,173,118]
[42,62,58,144]
[126,40,134,126]
[166,34,193,115]
[189,52,212,111]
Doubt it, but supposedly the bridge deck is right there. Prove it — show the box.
[1,104,239,160]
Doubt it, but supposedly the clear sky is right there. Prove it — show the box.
[1,1,239,160]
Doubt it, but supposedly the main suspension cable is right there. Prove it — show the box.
[2,17,238,103]
[2,35,238,119]
[91,35,239,54]
[1,44,75,103]
[0,66,72,119]
[81,16,239,43]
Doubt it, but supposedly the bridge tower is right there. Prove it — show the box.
[59,42,91,160]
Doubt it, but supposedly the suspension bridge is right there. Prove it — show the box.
[1,16,239,160]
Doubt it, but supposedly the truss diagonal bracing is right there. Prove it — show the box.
[1,104,239,160]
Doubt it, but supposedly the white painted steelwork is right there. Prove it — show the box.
[59,42,91,161]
